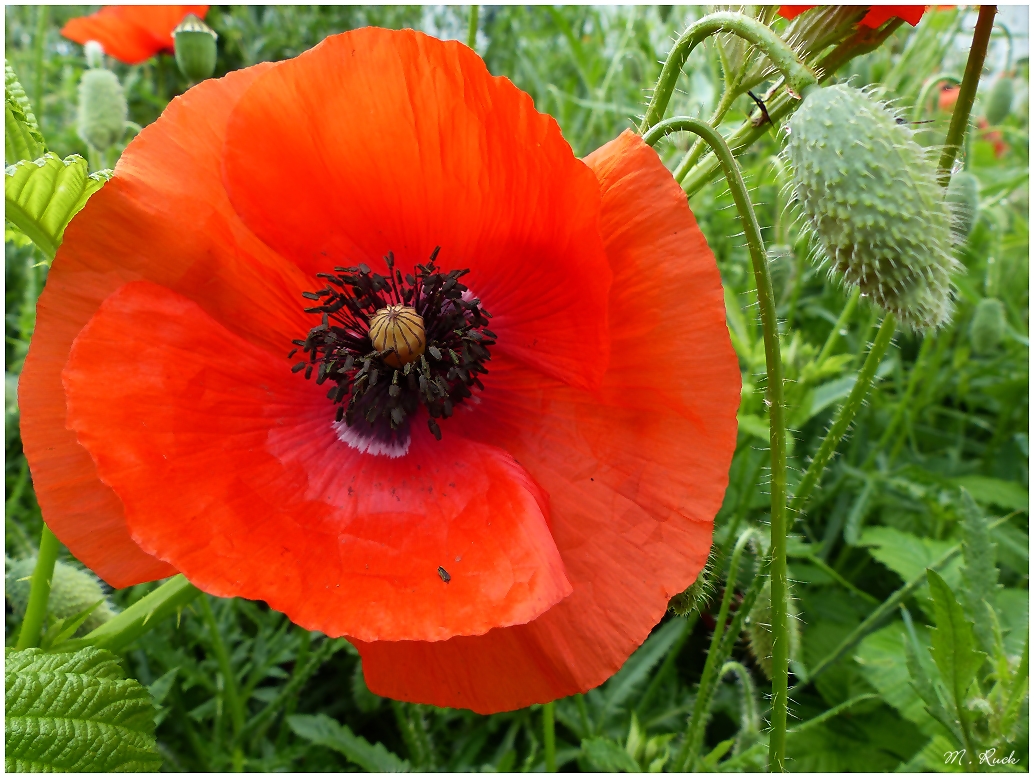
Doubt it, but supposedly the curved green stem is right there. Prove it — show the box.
[543,701,556,772]
[937,6,997,187]
[993,20,1013,73]
[791,313,897,515]
[200,597,246,746]
[680,19,904,198]
[466,5,479,50]
[645,116,787,771]
[677,528,757,770]
[641,12,816,132]
[15,525,61,649]
[913,73,963,122]
[72,574,201,653]
[673,87,738,182]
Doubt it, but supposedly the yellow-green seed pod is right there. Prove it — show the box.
[6,556,116,634]
[946,171,980,240]
[369,305,426,368]
[174,14,218,83]
[786,84,961,330]
[985,77,1014,125]
[969,297,1006,355]
[76,68,126,151]
[745,580,800,680]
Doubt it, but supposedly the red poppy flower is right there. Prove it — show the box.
[61,5,209,65]
[939,84,961,112]
[977,117,1009,158]
[21,28,739,711]
[779,5,928,28]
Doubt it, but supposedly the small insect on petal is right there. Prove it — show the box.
[437,566,451,583]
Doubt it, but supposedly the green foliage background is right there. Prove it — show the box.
[5,5,1029,772]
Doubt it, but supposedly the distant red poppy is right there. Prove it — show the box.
[977,117,1009,157]
[21,28,739,712]
[61,5,209,65]
[939,84,961,112]
[779,5,928,28]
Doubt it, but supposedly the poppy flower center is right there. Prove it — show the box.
[290,248,496,450]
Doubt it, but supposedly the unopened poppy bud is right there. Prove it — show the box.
[76,67,127,151]
[668,548,716,617]
[6,556,116,634]
[174,14,218,83]
[985,76,1014,125]
[744,580,800,680]
[369,305,426,368]
[946,171,980,240]
[84,40,105,69]
[969,297,1006,355]
[786,84,960,330]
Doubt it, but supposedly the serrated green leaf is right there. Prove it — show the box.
[904,627,960,742]
[5,60,46,165]
[953,475,1029,513]
[5,646,161,772]
[288,713,410,772]
[959,489,1000,654]
[859,527,960,588]
[40,599,104,649]
[5,153,111,259]
[926,570,986,719]
[581,736,642,772]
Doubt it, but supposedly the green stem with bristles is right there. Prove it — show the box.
[15,525,61,649]
[641,12,816,133]
[937,6,997,187]
[643,116,787,772]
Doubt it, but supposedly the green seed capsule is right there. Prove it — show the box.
[6,556,116,634]
[76,68,127,151]
[969,297,1006,355]
[174,14,218,83]
[786,84,960,330]
[985,77,1014,125]
[745,580,800,680]
[946,171,980,240]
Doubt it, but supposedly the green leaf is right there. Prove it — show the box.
[5,646,162,772]
[953,475,1029,513]
[40,599,104,650]
[958,489,1000,654]
[581,736,641,772]
[903,626,961,742]
[148,667,179,726]
[5,153,111,260]
[856,622,933,728]
[287,713,410,772]
[5,60,45,165]
[859,527,960,588]
[926,570,986,717]
[597,616,686,726]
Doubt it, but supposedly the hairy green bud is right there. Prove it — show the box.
[969,297,1006,355]
[6,556,116,634]
[174,14,218,83]
[669,547,717,617]
[985,76,1014,125]
[84,40,105,69]
[786,84,960,330]
[744,579,800,680]
[77,68,126,151]
[946,171,980,240]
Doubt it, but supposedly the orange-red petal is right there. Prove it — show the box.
[63,280,572,641]
[221,27,612,392]
[18,63,310,588]
[355,131,739,713]
[61,5,209,65]
[860,5,928,28]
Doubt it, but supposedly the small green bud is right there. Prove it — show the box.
[969,297,1006,355]
[744,580,800,681]
[84,40,105,69]
[786,84,960,330]
[985,77,1014,125]
[174,14,218,83]
[77,68,127,151]
[946,171,980,240]
[6,556,116,634]
[669,548,717,617]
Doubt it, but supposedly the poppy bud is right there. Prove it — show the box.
[84,40,105,69]
[785,84,960,330]
[76,67,127,151]
[969,297,1006,355]
[668,547,716,617]
[985,76,1014,125]
[174,14,218,83]
[946,171,980,240]
[744,580,800,680]
[369,305,426,368]
[6,556,116,634]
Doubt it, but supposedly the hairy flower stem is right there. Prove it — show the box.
[643,116,787,772]
[678,528,757,770]
[937,6,997,186]
[543,701,557,772]
[70,573,201,653]
[791,313,897,515]
[14,525,61,649]
[640,12,816,133]
[679,19,904,195]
